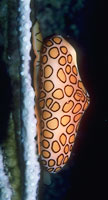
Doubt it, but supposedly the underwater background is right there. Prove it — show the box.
[0,0,107,200]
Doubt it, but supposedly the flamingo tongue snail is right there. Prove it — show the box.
[32,21,90,173]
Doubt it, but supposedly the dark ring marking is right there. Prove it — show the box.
[72,65,78,76]
[42,110,52,120]
[60,46,68,55]
[41,150,51,159]
[60,115,71,126]
[54,167,62,173]
[46,98,53,108]
[47,168,54,172]
[56,154,64,166]
[68,134,75,144]
[67,54,72,63]
[52,88,64,100]
[41,139,50,149]
[66,124,75,134]
[42,55,48,64]
[50,101,61,112]
[59,133,67,146]
[41,45,47,53]
[48,47,60,59]
[63,155,69,164]
[64,144,69,154]
[39,99,45,109]
[72,103,82,114]
[44,80,54,92]
[45,39,53,47]
[51,140,61,153]
[64,85,74,97]
[58,56,66,66]
[40,91,46,99]
[42,129,54,139]
[48,159,55,167]
[73,89,85,102]
[57,68,67,83]
[52,36,62,44]
[44,65,53,78]
[62,100,74,113]
[46,118,59,130]
[73,112,83,123]
[69,74,77,84]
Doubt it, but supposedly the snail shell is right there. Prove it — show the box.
[32,22,90,173]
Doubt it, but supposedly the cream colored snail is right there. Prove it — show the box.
[32,21,90,173]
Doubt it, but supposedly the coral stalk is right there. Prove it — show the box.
[18,0,40,199]
[0,147,12,200]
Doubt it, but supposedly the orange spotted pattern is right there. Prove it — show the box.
[36,35,90,173]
